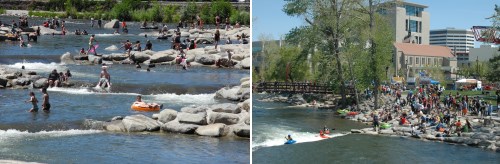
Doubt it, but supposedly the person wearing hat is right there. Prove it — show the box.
[96,65,111,88]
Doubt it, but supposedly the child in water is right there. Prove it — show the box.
[26,92,38,112]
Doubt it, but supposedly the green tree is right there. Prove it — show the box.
[210,0,233,22]
[111,0,140,21]
[486,53,500,82]
[182,1,198,23]
[283,0,361,106]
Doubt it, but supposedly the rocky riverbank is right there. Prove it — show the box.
[258,92,500,152]
[84,77,251,138]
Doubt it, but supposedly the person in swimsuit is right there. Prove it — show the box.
[41,88,50,112]
[214,30,220,50]
[96,66,111,88]
[88,34,97,55]
[134,95,161,108]
[26,91,38,112]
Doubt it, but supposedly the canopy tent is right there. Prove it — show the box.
[456,79,479,83]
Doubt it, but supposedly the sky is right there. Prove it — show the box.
[252,0,499,47]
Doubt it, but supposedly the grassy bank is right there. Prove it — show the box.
[0,8,6,15]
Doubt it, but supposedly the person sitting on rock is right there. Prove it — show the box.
[133,41,141,52]
[145,40,152,50]
[47,69,60,88]
[133,95,162,109]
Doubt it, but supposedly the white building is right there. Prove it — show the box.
[469,45,500,63]
[381,0,430,45]
[430,28,475,67]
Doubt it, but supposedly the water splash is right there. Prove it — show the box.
[104,45,119,51]
[252,126,347,151]
[149,93,216,105]
[0,129,102,144]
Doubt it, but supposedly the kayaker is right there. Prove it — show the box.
[323,125,330,133]
[285,134,293,141]
[134,95,161,109]
[319,130,324,136]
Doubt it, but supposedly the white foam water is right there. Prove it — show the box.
[0,129,102,144]
[6,62,66,73]
[252,126,347,151]
[104,45,119,51]
[94,33,120,37]
[151,93,216,105]
[47,87,139,96]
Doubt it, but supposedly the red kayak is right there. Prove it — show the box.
[347,112,358,116]
[319,135,330,138]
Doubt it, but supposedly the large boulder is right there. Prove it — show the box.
[177,112,207,125]
[215,86,241,101]
[239,58,250,69]
[83,119,104,130]
[0,76,8,87]
[110,54,129,61]
[195,54,217,65]
[88,55,102,64]
[33,78,47,88]
[238,99,250,112]
[210,103,240,114]
[180,105,209,114]
[157,109,178,123]
[207,112,240,125]
[130,51,151,63]
[162,119,200,134]
[150,52,176,63]
[103,120,126,132]
[121,114,161,132]
[104,19,120,29]
[231,124,250,138]
[14,78,30,86]
[195,123,229,137]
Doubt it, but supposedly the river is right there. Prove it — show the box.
[252,94,500,164]
[0,16,249,163]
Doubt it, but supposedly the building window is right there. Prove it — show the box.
[421,58,424,65]
[419,21,422,33]
[405,5,424,17]
[409,57,413,65]
[428,58,431,65]
[405,19,408,31]
[416,57,419,64]
[409,20,418,32]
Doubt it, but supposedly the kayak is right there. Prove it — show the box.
[284,140,296,144]
[347,111,358,116]
[131,103,160,112]
[319,135,330,139]
[337,109,349,115]
[380,123,391,129]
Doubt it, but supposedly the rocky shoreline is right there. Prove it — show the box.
[84,77,250,138]
[258,92,500,152]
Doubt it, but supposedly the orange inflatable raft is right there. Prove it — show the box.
[131,102,160,112]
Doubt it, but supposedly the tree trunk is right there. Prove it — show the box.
[369,0,379,110]
[333,0,347,107]
[348,57,361,111]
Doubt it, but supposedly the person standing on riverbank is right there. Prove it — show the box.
[26,91,39,112]
[373,112,380,132]
[41,88,50,112]
[98,19,102,28]
[215,15,220,29]
[214,30,220,50]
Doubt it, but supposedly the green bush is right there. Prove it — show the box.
[181,1,198,22]
[210,0,233,21]
[0,8,6,15]
[230,10,250,25]
[199,4,211,24]
[111,0,140,21]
